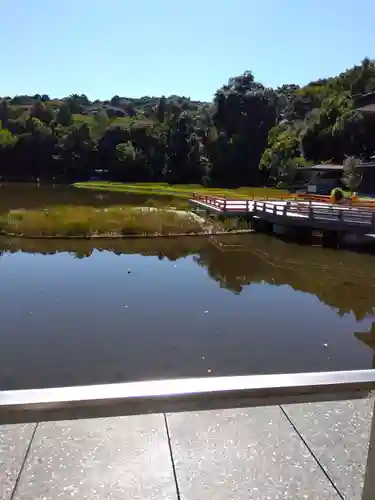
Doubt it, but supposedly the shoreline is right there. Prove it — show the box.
[0,229,254,240]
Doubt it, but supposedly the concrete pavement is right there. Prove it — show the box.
[0,398,373,499]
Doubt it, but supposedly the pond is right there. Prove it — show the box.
[0,224,375,390]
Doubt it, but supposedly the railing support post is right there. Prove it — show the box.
[283,203,288,218]
[362,399,375,500]
[309,201,313,219]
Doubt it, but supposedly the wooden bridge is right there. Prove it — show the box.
[189,194,375,237]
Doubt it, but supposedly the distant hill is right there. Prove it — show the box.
[2,94,209,119]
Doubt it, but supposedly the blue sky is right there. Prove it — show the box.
[1,0,374,101]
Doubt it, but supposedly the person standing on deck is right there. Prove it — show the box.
[330,187,351,204]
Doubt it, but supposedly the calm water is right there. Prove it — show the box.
[0,185,375,390]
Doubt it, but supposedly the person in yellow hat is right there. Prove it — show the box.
[330,187,354,205]
[330,187,344,204]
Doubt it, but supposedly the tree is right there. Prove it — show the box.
[0,100,9,128]
[29,100,55,124]
[79,94,90,106]
[165,112,193,183]
[300,93,353,163]
[156,96,167,122]
[259,124,307,182]
[275,84,300,122]
[55,123,93,180]
[110,95,121,107]
[113,141,151,181]
[92,109,109,138]
[66,95,83,114]
[11,95,31,105]
[211,71,278,185]
[0,127,17,147]
[116,141,136,162]
[341,156,362,192]
[56,104,73,126]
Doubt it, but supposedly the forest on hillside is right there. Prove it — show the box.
[0,58,375,186]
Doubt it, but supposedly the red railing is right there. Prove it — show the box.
[192,194,251,212]
[192,192,375,210]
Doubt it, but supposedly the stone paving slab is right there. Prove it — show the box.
[1,401,373,500]
[0,423,36,500]
[166,406,341,500]
[11,414,177,500]
[282,398,374,500]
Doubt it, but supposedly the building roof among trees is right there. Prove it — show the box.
[354,92,375,113]
[296,162,375,171]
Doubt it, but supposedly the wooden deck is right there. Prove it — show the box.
[190,194,375,235]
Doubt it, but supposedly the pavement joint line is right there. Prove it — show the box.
[10,422,38,500]
[279,405,345,500]
[163,413,181,500]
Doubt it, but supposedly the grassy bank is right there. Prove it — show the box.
[131,196,190,210]
[0,206,205,238]
[73,181,286,199]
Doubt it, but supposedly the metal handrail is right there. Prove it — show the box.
[0,369,374,424]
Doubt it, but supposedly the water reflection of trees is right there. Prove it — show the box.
[0,236,205,262]
[355,323,375,368]
[1,234,375,320]
[195,235,375,321]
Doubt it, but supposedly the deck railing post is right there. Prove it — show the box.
[309,201,313,220]
[224,199,227,212]
[362,400,375,500]
[246,200,249,212]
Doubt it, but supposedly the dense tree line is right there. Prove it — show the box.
[1,58,375,186]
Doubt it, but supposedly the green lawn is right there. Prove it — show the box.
[73,181,287,199]
[72,114,132,128]
[72,114,93,124]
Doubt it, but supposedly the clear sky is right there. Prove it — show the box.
[1,0,374,101]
